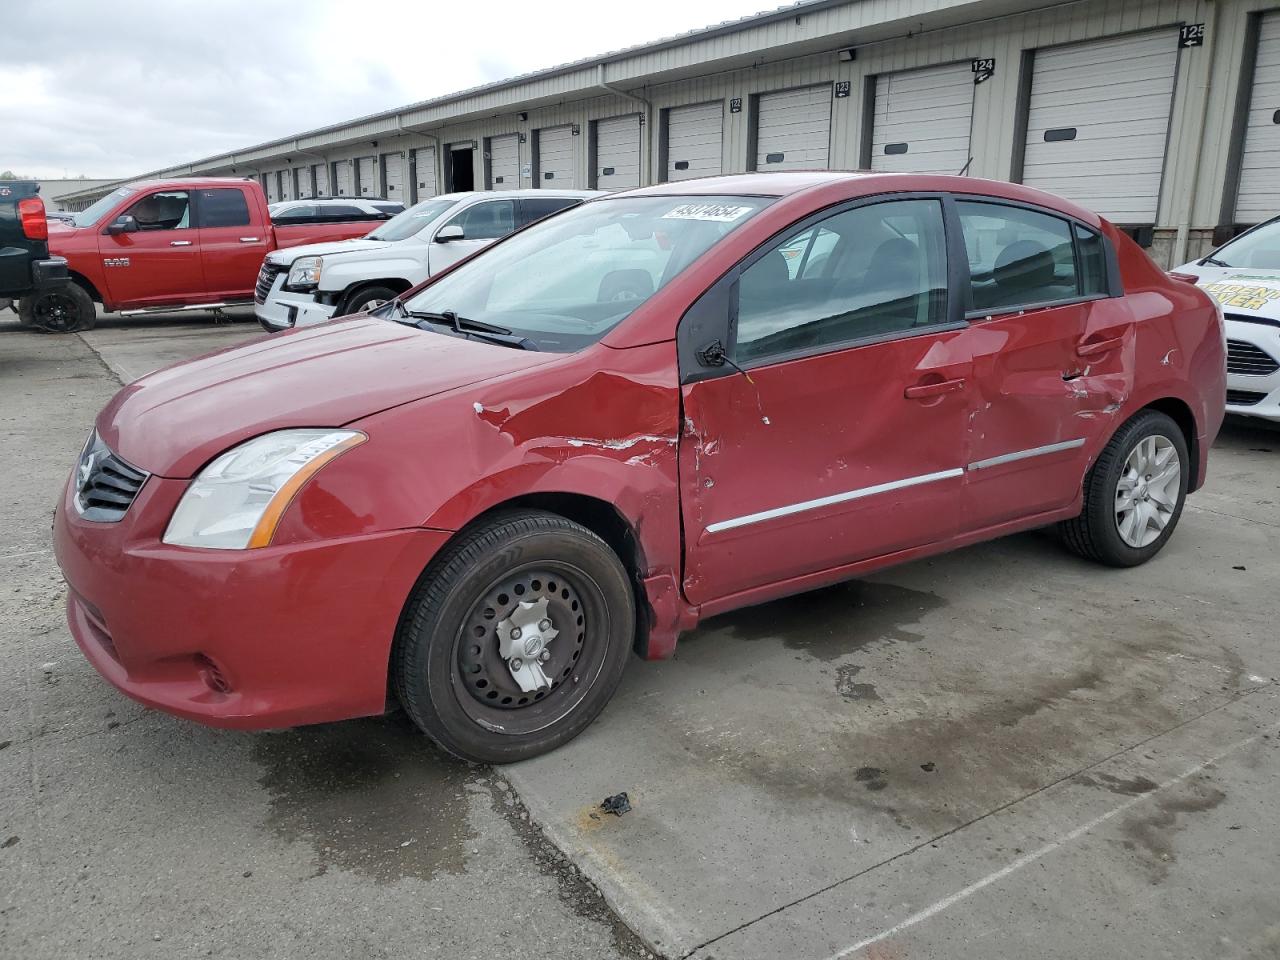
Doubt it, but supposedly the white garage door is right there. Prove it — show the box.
[264,172,278,202]
[872,62,974,174]
[666,102,723,181]
[1236,12,1280,223]
[1021,29,1179,224]
[278,170,293,201]
[293,167,310,198]
[537,126,575,187]
[382,153,404,200]
[357,156,377,196]
[488,134,520,190]
[412,147,438,200]
[595,114,641,190]
[313,163,330,197]
[334,160,353,196]
[756,85,832,171]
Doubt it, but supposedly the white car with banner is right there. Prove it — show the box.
[1174,216,1280,422]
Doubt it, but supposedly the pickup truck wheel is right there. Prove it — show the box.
[19,284,95,333]
[342,285,399,316]
[393,510,635,764]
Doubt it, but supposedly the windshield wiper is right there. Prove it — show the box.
[404,309,539,350]
[1202,256,1231,267]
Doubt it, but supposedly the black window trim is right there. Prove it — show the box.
[947,193,1123,321]
[678,191,966,381]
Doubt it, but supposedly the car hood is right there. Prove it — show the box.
[1173,262,1280,321]
[96,315,557,477]
[266,237,389,265]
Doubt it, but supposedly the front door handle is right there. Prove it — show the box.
[239,237,261,243]
[904,377,966,400]
[169,240,193,247]
[1076,334,1125,358]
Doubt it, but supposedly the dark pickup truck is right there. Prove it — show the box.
[0,182,74,331]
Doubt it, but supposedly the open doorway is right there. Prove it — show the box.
[447,146,475,192]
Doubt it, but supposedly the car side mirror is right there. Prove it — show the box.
[434,224,464,243]
[106,214,138,235]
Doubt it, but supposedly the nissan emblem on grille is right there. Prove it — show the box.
[73,431,149,522]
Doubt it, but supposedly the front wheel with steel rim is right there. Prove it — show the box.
[1059,410,1189,567]
[393,510,635,763]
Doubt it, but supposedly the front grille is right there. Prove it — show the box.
[1226,389,1267,407]
[1226,339,1280,377]
[255,262,286,303]
[74,433,148,522]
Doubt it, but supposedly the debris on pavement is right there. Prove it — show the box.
[600,793,631,817]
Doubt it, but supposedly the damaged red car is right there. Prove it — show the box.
[54,172,1225,762]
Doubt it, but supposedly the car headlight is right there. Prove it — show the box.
[163,429,365,550]
[286,256,323,289]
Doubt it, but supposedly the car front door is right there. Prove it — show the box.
[429,199,516,273]
[97,190,205,307]
[195,186,271,300]
[953,199,1130,528]
[679,196,975,606]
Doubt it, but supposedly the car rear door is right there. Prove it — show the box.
[97,189,206,307]
[679,196,974,605]
[428,198,517,273]
[952,198,1129,527]
[195,186,271,301]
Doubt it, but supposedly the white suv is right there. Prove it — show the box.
[256,189,598,332]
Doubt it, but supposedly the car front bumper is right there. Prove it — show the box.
[53,470,449,729]
[255,273,338,333]
[1225,317,1280,422]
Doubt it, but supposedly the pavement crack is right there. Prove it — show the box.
[75,332,125,385]
[680,683,1274,959]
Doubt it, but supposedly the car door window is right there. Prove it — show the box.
[444,200,516,240]
[956,201,1100,311]
[195,188,251,228]
[127,191,191,231]
[734,198,949,363]
[520,197,581,227]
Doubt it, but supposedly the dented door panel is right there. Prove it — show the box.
[680,331,974,606]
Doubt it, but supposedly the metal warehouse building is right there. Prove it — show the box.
[65,0,1280,267]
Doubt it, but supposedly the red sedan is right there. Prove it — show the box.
[53,172,1226,762]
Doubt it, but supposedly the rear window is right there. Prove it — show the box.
[196,188,251,228]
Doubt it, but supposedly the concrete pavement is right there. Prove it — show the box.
[2,310,1277,959]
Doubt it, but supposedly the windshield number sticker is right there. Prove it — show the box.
[662,203,755,223]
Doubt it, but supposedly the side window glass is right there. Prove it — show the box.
[447,200,516,240]
[734,198,948,363]
[520,197,580,226]
[1074,224,1109,295]
[127,191,191,231]
[957,201,1079,311]
[196,189,251,228]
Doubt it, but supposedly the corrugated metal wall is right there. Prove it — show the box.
[62,0,1280,265]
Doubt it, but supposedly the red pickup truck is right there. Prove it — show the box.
[28,177,379,332]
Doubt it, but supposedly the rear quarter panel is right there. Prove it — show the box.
[273,221,376,251]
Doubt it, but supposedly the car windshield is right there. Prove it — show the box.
[1206,219,1280,270]
[366,198,460,242]
[401,195,772,351]
[73,187,136,227]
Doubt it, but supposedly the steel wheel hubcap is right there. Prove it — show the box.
[1115,434,1180,548]
[459,571,585,710]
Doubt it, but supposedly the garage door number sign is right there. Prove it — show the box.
[971,58,995,83]
[1179,23,1205,47]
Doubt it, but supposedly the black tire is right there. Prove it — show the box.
[18,283,96,333]
[341,285,399,316]
[393,510,635,763]
[1059,410,1189,567]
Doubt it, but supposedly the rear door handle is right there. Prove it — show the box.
[904,377,966,400]
[239,237,261,243]
[1076,335,1125,358]
[169,240,193,247]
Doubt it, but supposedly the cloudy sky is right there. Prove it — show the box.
[3,0,762,179]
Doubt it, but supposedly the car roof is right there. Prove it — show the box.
[617,170,1104,224]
